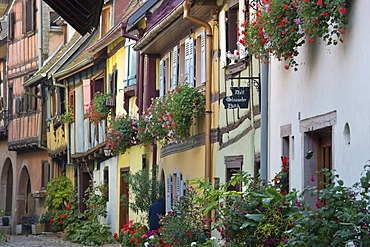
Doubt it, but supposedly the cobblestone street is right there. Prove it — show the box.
[1,234,121,247]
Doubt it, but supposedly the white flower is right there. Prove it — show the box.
[144,242,149,247]
[210,236,216,241]
[149,235,154,240]
[190,242,197,246]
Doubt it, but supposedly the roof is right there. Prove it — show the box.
[88,0,141,54]
[127,0,160,27]
[54,30,101,79]
[129,0,218,54]
[24,32,85,87]
[43,0,104,35]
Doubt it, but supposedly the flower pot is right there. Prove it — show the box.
[16,224,22,235]
[1,217,9,226]
[32,223,44,235]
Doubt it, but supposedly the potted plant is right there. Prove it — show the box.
[39,211,55,232]
[88,92,113,124]
[60,105,73,124]
[0,209,9,226]
[138,83,205,145]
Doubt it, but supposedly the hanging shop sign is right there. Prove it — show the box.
[223,87,250,109]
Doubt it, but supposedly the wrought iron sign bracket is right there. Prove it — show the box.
[227,74,261,92]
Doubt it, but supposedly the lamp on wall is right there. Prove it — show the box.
[305,129,314,160]
[104,148,112,157]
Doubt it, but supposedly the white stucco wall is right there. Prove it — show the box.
[93,156,118,234]
[268,0,370,190]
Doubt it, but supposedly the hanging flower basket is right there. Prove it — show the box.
[242,0,350,70]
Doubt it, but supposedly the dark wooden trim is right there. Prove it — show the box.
[107,40,125,58]
[160,128,219,158]
[219,119,261,150]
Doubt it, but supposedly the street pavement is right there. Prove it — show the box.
[0,234,121,247]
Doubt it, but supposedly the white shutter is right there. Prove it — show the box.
[185,39,190,84]
[172,46,178,88]
[159,60,165,97]
[188,38,195,88]
[201,30,206,84]
[166,174,172,212]
[176,172,181,200]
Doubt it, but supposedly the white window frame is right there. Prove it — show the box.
[124,39,137,87]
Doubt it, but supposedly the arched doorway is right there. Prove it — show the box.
[16,166,31,224]
[0,158,13,216]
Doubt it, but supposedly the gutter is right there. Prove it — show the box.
[183,0,213,230]
[24,34,88,87]
[38,0,43,69]
[133,3,184,51]
[53,58,94,80]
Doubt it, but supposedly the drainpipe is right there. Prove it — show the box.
[260,59,269,182]
[183,0,213,230]
[38,0,43,69]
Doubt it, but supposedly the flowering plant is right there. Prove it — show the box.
[60,105,73,124]
[273,156,289,195]
[106,114,138,155]
[159,187,208,246]
[116,221,149,247]
[138,83,205,145]
[88,92,113,124]
[243,0,350,70]
[286,167,370,246]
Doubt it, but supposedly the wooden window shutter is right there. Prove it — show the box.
[83,79,92,111]
[172,46,178,88]
[201,30,206,84]
[69,91,75,122]
[159,60,165,97]
[8,12,14,41]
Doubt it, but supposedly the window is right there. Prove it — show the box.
[166,172,185,212]
[104,167,109,201]
[69,91,75,122]
[8,87,13,116]
[226,3,238,59]
[101,7,111,36]
[109,66,117,96]
[41,161,50,189]
[158,55,172,96]
[280,123,291,192]
[24,0,36,34]
[50,12,60,28]
[124,39,137,87]
[195,30,206,87]
[8,12,14,41]
[83,78,104,112]
[225,156,243,191]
